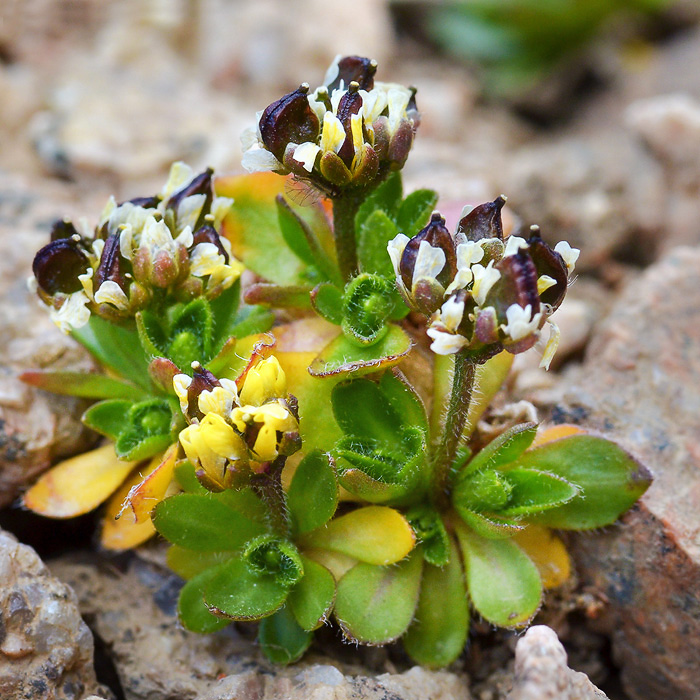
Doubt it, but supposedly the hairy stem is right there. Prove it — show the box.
[432,351,476,506]
[250,456,289,537]
[332,194,362,282]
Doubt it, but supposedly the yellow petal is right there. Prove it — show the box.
[513,525,571,589]
[125,444,179,524]
[531,424,585,448]
[23,444,138,518]
[298,506,416,566]
[100,468,157,551]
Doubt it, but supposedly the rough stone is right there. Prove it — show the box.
[552,247,700,700]
[0,528,106,699]
[507,626,607,700]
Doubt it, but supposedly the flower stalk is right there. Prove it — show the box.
[332,192,363,281]
[250,456,290,537]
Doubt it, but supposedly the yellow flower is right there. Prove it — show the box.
[239,356,288,407]
[231,401,297,463]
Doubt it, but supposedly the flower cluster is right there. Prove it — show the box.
[242,55,419,193]
[388,198,579,364]
[31,163,243,332]
[174,355,301,491]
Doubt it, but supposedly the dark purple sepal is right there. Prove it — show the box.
[119,195,161,209]
[95,233,128,293]
[49,219,80,241]
[492,252,541,318]
[259,84,320,162]
[167,169,214,230]
[474,306,499,344]
[527,232,569,311]
[400,213,456,292]
[33,238,89,296]
[335,82,363,166]
[186,361,222,422]
[326,56,377,92]
[457,195,506,243]
[387,120,414,169]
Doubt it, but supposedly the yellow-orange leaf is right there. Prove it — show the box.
[298,506,416,566]
[100,466,157,551]
[303,548,358,581]
[532,424,585,448]
[126,444,179,523]
[23,444,137,518]
[513,525,571,589]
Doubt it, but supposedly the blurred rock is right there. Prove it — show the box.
[626,93,700,252]
[551,247,700,700]
[0,529,106,699]
[507,626,607,700]
[0,171,99,509]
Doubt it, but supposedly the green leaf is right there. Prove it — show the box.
[208,279,241,351]
[379,370,429,435]
[226,304,274,338]
[500,469,580,517]
[460,422,537,477]
[204,555,289,621]
[244,283,312,309]
[114,398,175,461]
[168,298,213,366]
[332,378,404,445]
[311,282,345,325]
[288,450,338,534]
[298,506,416,566]
[357,209,398,278]
[396,189,438,237]
[406,505,451,567]
[243,535,304,588]
[342,273,396,345]
[288,556,335,631]
[167,546,235,580]
[258,604,312,664]
[152,493,266,551]
[455,506,525,540]
[136,310,168,359]
[456,522,542,627]
[82,400,132,440]
[277,195,340,285]
[355,171,403,232]
[309,323,412,378]
[514,435,652,530]
[71,316,152,390]
[403,538,468,668]
[334,553,423,644]
[20,370,146,401]
[178,565,231,633]
[173,460,207,494]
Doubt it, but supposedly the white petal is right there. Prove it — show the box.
[439,294,465,332]
[94,281,129,310]
[240,124,260,152]
[501,304,542,342]
[427,327,468,355]
[504,235,529,257]
[539,320,561,370]
[50,291,91,333]
[387,234,410,279]
[471,260,501,306]
[537,275,557,295]
[446,241,484,294]
[173,374,192,415]
[176,194,207,234]
[413,241,446,288]
[320,112,346,154]
[210,197,234,229]
[162,162,194,199]
[554,241,580,273]
[293,142,322,172]
[119,223,134,261]
[78,267,94,298]
[323,54,342,88]
[360,88,388,123]
[241,145,282,173]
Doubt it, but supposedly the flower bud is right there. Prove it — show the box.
[456,195,506,243]
[326,55,377,92]
[33,236,89,298]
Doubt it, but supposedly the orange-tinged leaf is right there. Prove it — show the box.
[513,525,571,589]
[101,467,157,550]
[531,424,585,448]
[126,444,179,523]
[298,506,416,566]
[23,444,138,518]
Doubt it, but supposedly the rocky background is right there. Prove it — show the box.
[2,1,700,698]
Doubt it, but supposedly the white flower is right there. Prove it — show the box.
[413,241,446,286]
[427,328,468,355]
[471,260,501,306]
[501,304,542,342]
[387,234,410,287]
[426,295,468,355]
[94,280,129,310]
[504,236,529,257]
[293,142,322,172]
[161,162,194,200]
[320,111,346,154]
[537,275,557,295]
[173,374,193,415]
[554,241,580,273]
[49,291,91,333]
[445,241,485,294]
[539,319,561,370]
[189,242,243,291]
[175,194,207,234]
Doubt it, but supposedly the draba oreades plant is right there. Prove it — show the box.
[23,55,650,665]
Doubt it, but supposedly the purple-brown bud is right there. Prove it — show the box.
[259,84,320,162]
[400,213,457,292]
[456,195,506,243]
[33,237,89,296]
[527,226,568,311]
[326,56,377,92]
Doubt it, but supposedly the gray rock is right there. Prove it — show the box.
[552,247,700,699]
[507,626,608,700]
[0,529,106,699]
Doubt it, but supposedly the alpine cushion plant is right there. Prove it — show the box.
[22,55,652,667]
